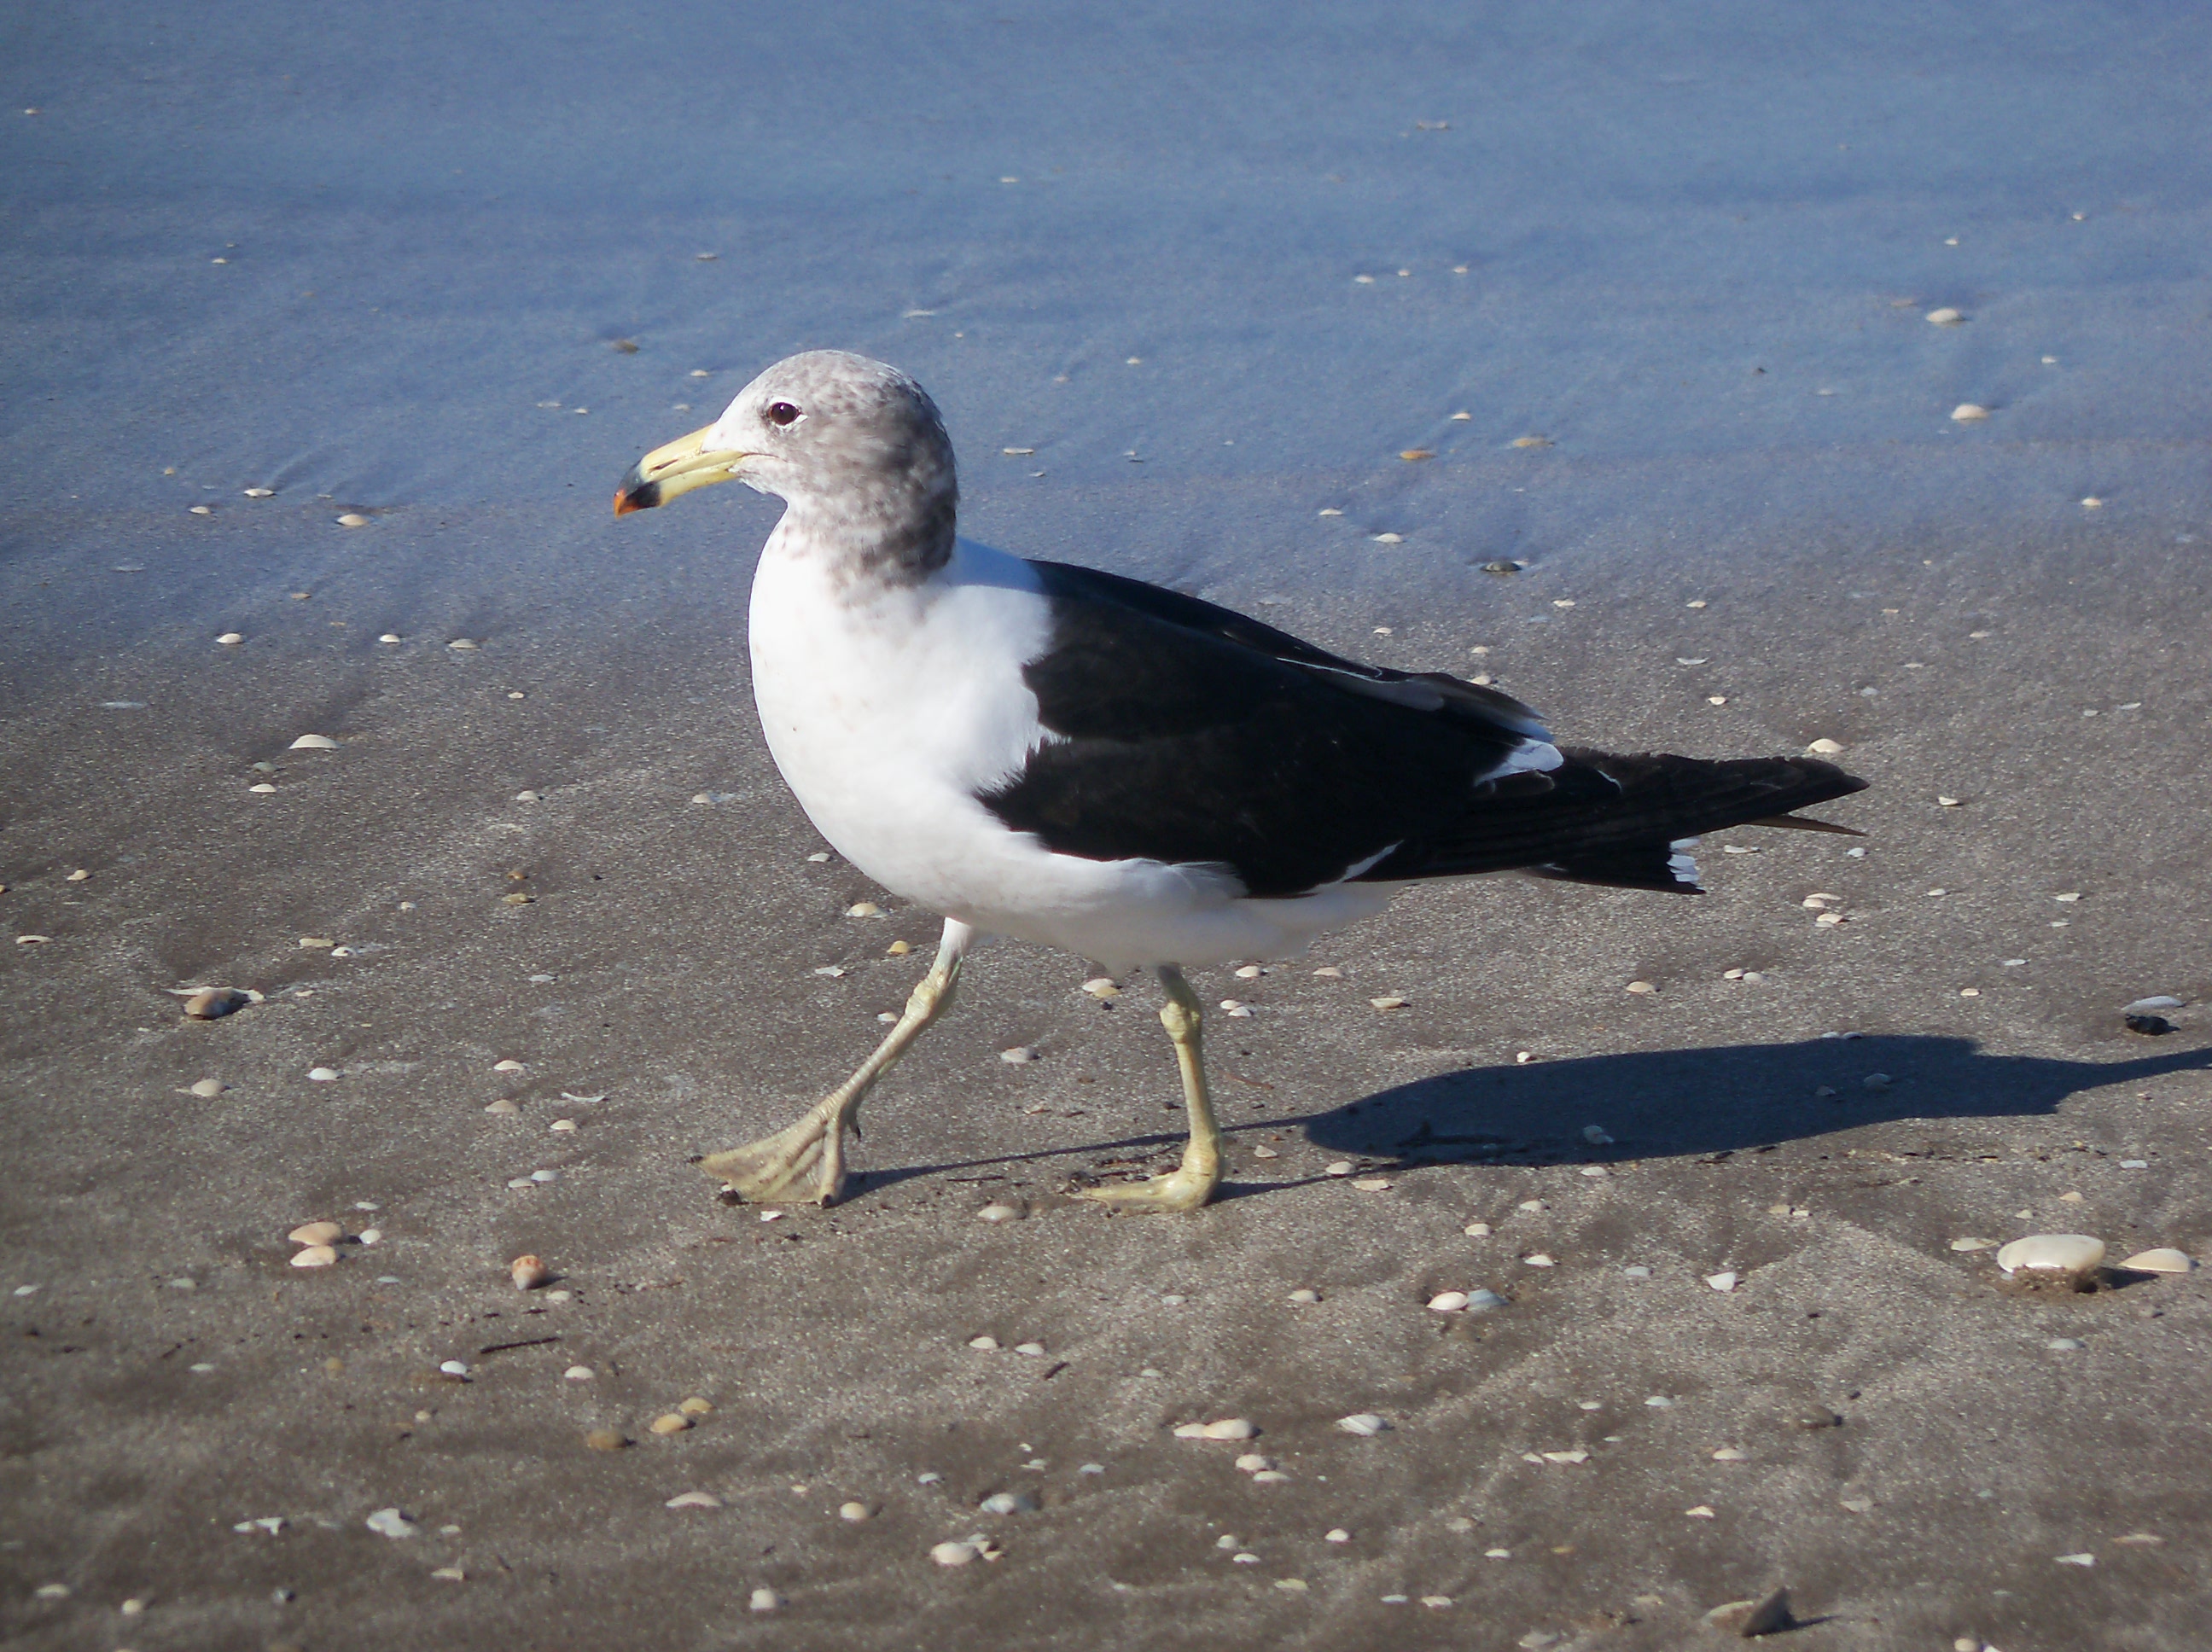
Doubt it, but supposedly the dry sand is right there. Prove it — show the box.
[6,3,2211,1649]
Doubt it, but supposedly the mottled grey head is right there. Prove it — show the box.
[614,350,958,579]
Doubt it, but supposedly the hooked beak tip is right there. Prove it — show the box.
[612,478,661,516]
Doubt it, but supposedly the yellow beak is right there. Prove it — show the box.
[612,424,749,515]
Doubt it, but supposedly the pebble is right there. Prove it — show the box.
[1996,1234,2104,1274]
[183,986,249,1019]
[1251,1145,1278,1159]
[2118,1248,2195,1274]
[664,1492,721,1509]
[1336,1413,1389,1436]
[840,1500,873,1521]
[750,1588,780,1612]
[288,1220,343,1245]
[563,1365,594,1382]
[2046,1337,2085,1351]
[336,513,370,527]
[290,1245,338,1268]
[288,734,338,750]
[365,1508,417,1539]
[189,1079,224,1097]
[509,1254,550,1290]
[307,1067,340,1082]
[1353,1177,1393,1192]
[1706,1271,1739,1292]
[585,1428,626,1451]
[1951,403,1990,422]
[975,1203,1022,1223]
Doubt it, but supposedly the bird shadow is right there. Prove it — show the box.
[1294,1033,2212,1169]
[847,1033,2209,1202]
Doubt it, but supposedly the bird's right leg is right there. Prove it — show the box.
[698,918,972,1206]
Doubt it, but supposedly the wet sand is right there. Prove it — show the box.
[6,3,2211,1648]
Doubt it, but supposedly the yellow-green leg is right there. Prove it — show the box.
[699,918,972,1206]
[1077,963,1223,1213]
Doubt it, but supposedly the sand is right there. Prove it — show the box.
[4,3,2209,1649]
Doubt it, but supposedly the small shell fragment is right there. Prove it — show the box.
[1995,1234,2105,1274]
[307,1067,340,1082]
[1369,996,1407,1010]
[1706,1271,1739,1292]
[978,1492,1035,1515]
[1336,1413,1389,1436]
[749,1588,780,1612]
[189,1078,225,1097]
[1949,1237,1998,1252]
[183,986,248,1020]
[663,1491,721,1509]
[288,734,338,750]
[336,513,370,527]
[492,1058,525,1072]
[218,631,244,645]
[2117,1248,2195,1274]
[509,1254,550,1290]
[1926,307,1965,325]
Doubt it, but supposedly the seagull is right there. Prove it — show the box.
[614,351,1866,1213]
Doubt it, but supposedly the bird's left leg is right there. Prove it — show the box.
[1076,963,1223,1213]
[698,918,973,1206]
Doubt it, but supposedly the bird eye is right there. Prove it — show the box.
[765,401,802,428]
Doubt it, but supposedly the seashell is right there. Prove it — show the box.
[1925,307,1965,325]
[447,637,478,650]
[1369,996,1407,1010]
[1949,1237,1998,1252]
[978,1491,1036,1515]
[288,1221,343,1245]
[1201,1417,1256,1440]
[356,1228,380,1244]
[485,1098,519,1114]
[2116,1248,2195,1274]
[931,1539,981,1567]
[492,1058,524,1072]
[378,632,401,643]
[839,1501,873,1521]
[1806,738,1844,754]
[564,1366,595,1381]
[975,1202,1022,1223]
[335,513,370,527]
[1951,403,1990,422]
[243,487,275,497]
[218,632,244,645]
[663,1491,720,1509]
[1336,1413,1389,1436]
[968,1335,1000,1351]
[288,734,337,750]
[364,1507,416,1538]
[1429,1291,1471,1312]
[1234,1453,1274,1473]
[1706,1270,1739,1291]
[290,1244,338,1268]
[307,1067,340,1081]
[679,1397,713,1415]
[1995,1234,2104,1274]
[189,1078,225,1097]
[584,1428,626,1451]
[649,1413,690,1434]
[183,986,248,1019]
[509,1254,550,1290]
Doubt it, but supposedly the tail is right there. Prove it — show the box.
[1356,748,1868,894]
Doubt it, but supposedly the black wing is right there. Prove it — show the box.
[976,561,1548,898]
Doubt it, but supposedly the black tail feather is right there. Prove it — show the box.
[1357,749,1867,885]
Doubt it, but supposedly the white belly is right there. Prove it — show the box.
[748,532,1400,969]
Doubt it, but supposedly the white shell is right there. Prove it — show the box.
[2117,1248,2196,1274]
[1951,403,1990,422]
[288,734,338,750]
[288,1221,342,1245]
[289,1244,338,1268]
[1336,1413,1389,1436]
[663,1492,722,1509]
[930,1540,980,1567]
[1428,1291,1471,1312]
[1995,1234,2105,1274]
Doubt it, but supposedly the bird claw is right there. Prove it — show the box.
[1074,1158,1220,1214]
[698,1108,847,1206]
